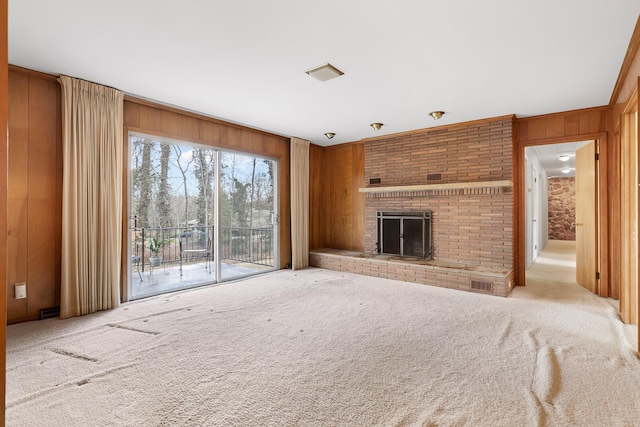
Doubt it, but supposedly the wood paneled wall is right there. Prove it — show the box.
[324,143,365,250]
[619,90,638,325]
[309,143,326,249]
[7,68,62,324]
[123,99,291,270]
[5,68,291,324]
[1,0,8,420]
[517,108,608,144]
[308,142,365,251]
[611,17,640,334]
[608,118,622,301]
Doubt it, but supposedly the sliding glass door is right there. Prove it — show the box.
[219,151,278,281]
[128,133,278,299]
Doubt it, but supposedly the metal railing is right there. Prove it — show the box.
[131,225,274,272]
[220,226,274,266]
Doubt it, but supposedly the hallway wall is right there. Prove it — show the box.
[524,148,549,268]
[548,177,576,241]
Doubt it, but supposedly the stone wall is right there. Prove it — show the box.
[548,177,575,241]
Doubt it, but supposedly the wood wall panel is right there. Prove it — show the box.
[308,143,325,249]
[7,72,29,321]
[56,85,63,309]
[1,0,8,419]
[123,98,291,269]
[564,114,580,135]
[518,107,608,144]
[7,68,62,324]
[351,144,365,250]
[545,115,564,138]
[148,105,162,131]
[124,101,140,128]
[200,120,214,143]
[322,143,365,251]
[27,77,60,318]
[598,127,611,298]
[177,115,198,140]
[610,22,640,335]
[609,121,621,300]
[160,110,178,135]
[619,89,638,325]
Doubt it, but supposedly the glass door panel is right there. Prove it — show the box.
[402,218,424,257]
[381,218,401,255]
[129,134,217,299]
[218,151,278,281]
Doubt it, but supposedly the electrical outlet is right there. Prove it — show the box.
[15,282,27,299]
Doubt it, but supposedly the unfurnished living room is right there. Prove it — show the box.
[2,1,640,426]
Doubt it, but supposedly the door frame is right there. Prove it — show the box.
[514,132,609,294]
[620,87,638,325]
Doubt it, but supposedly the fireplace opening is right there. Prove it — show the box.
[376,211,432,259]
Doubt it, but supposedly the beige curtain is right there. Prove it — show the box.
[290,137,310,270]
[59,75,124,319]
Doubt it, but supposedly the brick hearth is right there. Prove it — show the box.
[310,249,514,296]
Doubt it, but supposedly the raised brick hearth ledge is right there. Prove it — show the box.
[309,249,514,297]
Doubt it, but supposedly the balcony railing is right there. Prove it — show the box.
[219,226,274,266]
[131,225,274,272]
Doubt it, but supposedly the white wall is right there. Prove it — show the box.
[525,155,532,268]
[524,148,549,268]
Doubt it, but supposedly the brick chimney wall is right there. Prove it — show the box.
[363,117,514,268]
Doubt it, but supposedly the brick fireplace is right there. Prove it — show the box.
[310,116,515,297]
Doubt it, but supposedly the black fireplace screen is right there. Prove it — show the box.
[377,211,432,259]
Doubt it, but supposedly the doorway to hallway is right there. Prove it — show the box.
[523,140,596,292]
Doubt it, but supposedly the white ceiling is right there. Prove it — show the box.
[527,141,591,178]
[8,1,640,147]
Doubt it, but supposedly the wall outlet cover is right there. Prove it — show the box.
[15,283,27,299]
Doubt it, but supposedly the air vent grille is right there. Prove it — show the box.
[427,173,442,181]
[40,307,60,320]
[470,279,493,293]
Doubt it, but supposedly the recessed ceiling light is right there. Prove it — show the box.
[558,154,570,161]
[324,132,335,139]
[429,111,445,120]
[561,168,571,174]
[370,123,383,131]
[305,63,344,82]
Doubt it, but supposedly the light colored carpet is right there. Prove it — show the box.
[6,253,640,426]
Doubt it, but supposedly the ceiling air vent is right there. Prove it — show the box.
[305,63,344,82]
[470,279,493,294]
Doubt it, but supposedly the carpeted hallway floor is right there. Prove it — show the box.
[6,243,640,426]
